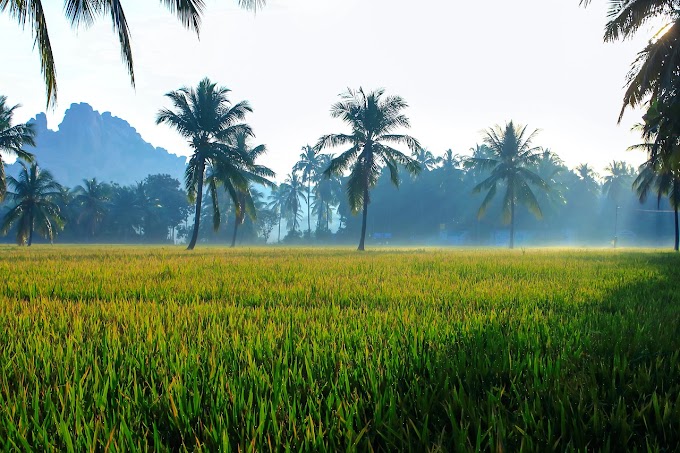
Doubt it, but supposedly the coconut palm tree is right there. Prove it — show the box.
[633,154,680,251]
[466,121,549,249]
[313,154,342,233]
[315,88,421,251]
[267,185,288,243]
[581,0,680,120]
[156,78,253,250]
[293,145,322,236]
[411,147,437,173]
[0,96,35,201]
[278,173,306,236]
[74,178,111,239]
[1,162,63,245]
[603,161,636,204]
[206,131,274,247]
[2,0,266,107]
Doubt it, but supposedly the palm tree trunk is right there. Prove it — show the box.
[307,183,311,236]
[675,206,678,252]
[509,196,515,250]
[187,160,205,251]
[231,216,239,248]
[277,211,282,242]
[27,211,34,247]
[358,184,369,251]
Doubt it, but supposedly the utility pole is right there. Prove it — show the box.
[614,205,619,248]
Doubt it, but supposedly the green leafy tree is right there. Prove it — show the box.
[1,162,63,245]
[315,88,421,251]
[0,96,35,201]
[142,174,191,242]
[293,145,322,236]
[467,121,549,249]
[156,78,253,250]
[313,154,342,234]
[74,178,111,239]
[2,0,266,106]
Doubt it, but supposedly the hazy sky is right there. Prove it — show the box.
[0,0,658,181]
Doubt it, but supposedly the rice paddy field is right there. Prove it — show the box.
[0,246,679,451]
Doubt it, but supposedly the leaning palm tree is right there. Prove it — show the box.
[466,121,549,249]
[581,0,680,120]
[0,96,35,201]
[2,0,266,107]
[1,162,64,245]
[73,178,111,239]
[206,131,275,247]
[315,88,422,251]
[293,145,322,236]
[157,78,253,250]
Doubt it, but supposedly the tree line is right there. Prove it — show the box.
[2,84,676,250]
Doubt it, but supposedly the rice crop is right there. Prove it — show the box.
[0,246,678,451]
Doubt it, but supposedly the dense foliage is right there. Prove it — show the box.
[0,247,678,450]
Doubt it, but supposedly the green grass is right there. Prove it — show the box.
[0,247,678,451]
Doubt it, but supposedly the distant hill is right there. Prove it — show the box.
[6,103,187,188]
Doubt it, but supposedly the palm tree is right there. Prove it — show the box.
[3,0,266,107]
[156,78,253,250]
[466,121,549,249]
[313,154,342,233]
[267,185,288,243]
[576,163,600,192]
[411,147,437,173]
[293,145,322,236]
[315,88,422,251]
[603,161,636,204]
[1,162,63,245]
[0,96,35,201]
[278,173,306,236]
[581,0,680,120]
[73,178,111,239]
[437,149,465,173]
[206,131,275,247]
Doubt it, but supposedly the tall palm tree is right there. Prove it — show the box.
[313,154,341,233]
[0,96,35,201]
[633,156,680,251]
[437,149,465,173]
[293,145,322,236]
[267,185,288,243]
[1,162,63,245]
[2,0,266,107]
[156,78,253,250]
[315,88,421,251]
[206,131,274,247]
[278,173,306,236]
[466,121,549,249]
[581,0,680,120]
[74,178,111,239]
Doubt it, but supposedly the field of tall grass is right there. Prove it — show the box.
[0,246,678,451]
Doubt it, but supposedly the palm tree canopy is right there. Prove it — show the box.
[467,121,549,222]
[315,87,422,214]
[1,0,267,107]
[1,161,64,244]
[157,77,254,202]
[581,0,680,119]
[0,96,35,201]
[603,160,636,203]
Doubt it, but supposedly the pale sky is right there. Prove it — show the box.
[0,0,657,182]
